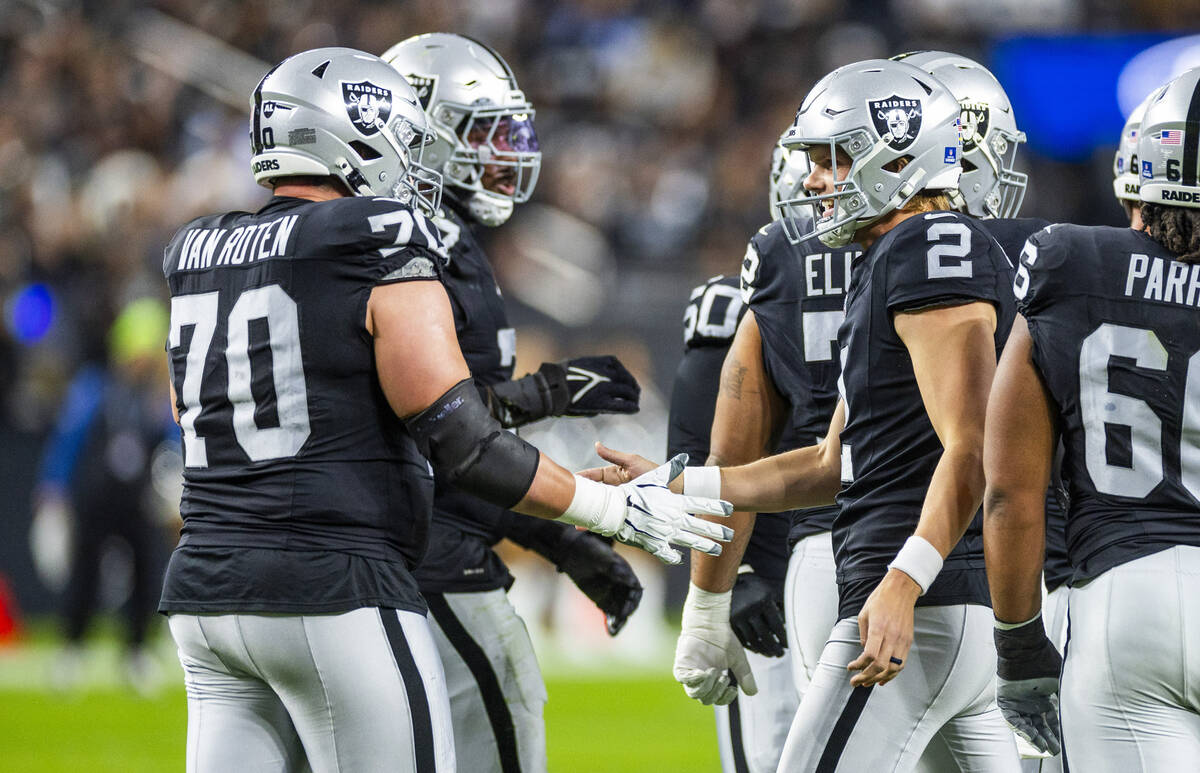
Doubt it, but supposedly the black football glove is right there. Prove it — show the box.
[551,356,640,417]
[483,355,639,428]
[730,570,787,658]
[556,531,644,636]
[994,615,1063,756]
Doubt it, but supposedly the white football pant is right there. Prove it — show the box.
[777,604,1021,772]
[1061,545,1200,772]
[168,607,455,773]
[424,588,548,773]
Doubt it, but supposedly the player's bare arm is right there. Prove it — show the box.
[983,314,1056,624]
[692,310,784,594]
[847,300,997,688]
[369,279,732,563]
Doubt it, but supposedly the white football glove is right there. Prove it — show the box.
[673,583,758,705]
[560,454,733,565]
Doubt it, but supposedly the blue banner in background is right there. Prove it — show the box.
[990,34,1180,162]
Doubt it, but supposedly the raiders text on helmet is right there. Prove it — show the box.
[1138,67,1200,210]
[775,59,962,247]
[1114,87,1166,204]
[248,47,442,213]
[382,33,541,227]
[891,51,1027,219]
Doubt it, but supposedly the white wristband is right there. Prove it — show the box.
[683,465,722,500]
[886,535,943,595]
[994,612,1042,631]
[558,475,625,536]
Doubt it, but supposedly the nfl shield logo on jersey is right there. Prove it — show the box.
[342,81,393,136]
[869,96,922,151]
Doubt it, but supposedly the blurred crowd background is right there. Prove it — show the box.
[1,0,1198,654]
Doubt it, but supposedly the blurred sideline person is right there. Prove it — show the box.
[382,33,643,773]
[668,271,798,773]
[36,297,176,690]
[984,67,1200,771]
[160,47,730,773]
[590,58,1023,771]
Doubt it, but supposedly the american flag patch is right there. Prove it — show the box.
[1161,129,1183,145]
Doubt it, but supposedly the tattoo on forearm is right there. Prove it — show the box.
[721,363,749,400]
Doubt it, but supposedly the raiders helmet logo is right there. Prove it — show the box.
[342,81,393,136]
[406,74,438,111]
[869,96,922,151]
[958,102,990,153]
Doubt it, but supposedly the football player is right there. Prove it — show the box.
[1112,87,1165,230]
[984,67,1200,770]
[669,272,800,773]
[665,141,854,772]
[160,47,731,773]
[381,33,644,773]
[592,58,1023,770]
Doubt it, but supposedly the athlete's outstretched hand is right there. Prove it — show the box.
[848,569,921,687]
[612,455,733,565]
[674,583,758,705]
[564,454,733,566]
[577,442,661,485]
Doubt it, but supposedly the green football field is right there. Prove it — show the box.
[0,626,722,772]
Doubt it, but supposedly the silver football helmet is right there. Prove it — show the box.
[892,51,1027,219]
[1113,88,1163,205]
[769,131,811,222]
[382,33,541,227]
[1138,66,1200,209]
[249,47,441,213]
[776,59,962,247]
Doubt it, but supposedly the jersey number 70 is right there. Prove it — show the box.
[169,285,311,468]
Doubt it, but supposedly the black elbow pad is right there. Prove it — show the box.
[405,379,541,509]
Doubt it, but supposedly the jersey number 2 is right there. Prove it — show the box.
[170,285,312,467]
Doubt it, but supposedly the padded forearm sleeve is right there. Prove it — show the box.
[504,514,582,566]
[481,364,570,428]
[406,379,541,509]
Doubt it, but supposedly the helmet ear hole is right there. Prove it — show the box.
[349,141,382,161]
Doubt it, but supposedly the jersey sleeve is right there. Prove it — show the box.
[302,197,449,284]
[884,212,1006,313]
[1012,224,1069,319]
[742,222,790,308]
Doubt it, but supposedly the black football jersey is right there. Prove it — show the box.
[1016,224,1200,582]
[978,217,1072,592]
[159,195,448,615]
[742,221,858,545]
[836,210,1015,619]
[412,206,524,593]
[667,275,789,581]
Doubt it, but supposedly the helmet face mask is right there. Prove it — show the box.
[384,33,542,227]
[892,51,1027,219]
[773,59,963,248]
[769,136,812,223]
[249,48,443,214]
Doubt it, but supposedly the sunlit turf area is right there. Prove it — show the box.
[0,621,720,772]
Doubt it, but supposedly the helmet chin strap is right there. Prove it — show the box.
[467,189,514,227]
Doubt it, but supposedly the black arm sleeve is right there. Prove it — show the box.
[405,379,541,509]
[504,514,582,566]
